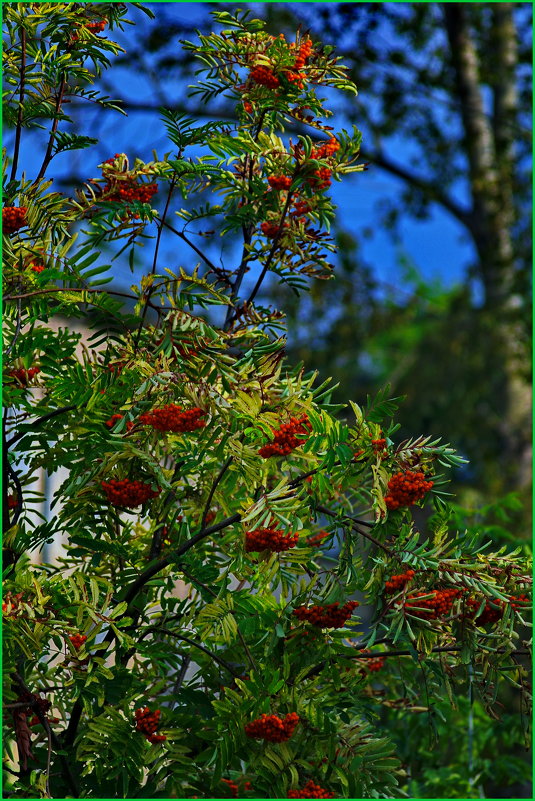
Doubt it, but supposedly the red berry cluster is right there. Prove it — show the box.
[293,601,359,628]
[359,649,386,673]
[307,530,330,547]
[384,470,434,510]
[134,707,166,744]
[268,175,293,191]
[384,569,416,593]
[245,527,299,552]
[2,591,24,616]
[288,781,335,798]
[7,494,18,510]
[139,403,206,433]
[105,413,133,431]
[3,206,27,234]
[8,367,40,385]
[29,260,45,273]
[101,478,160,508]
[18,692,51,719]
[244,712,299,742]
[221,779,239,798]
[69,634,87,649]
[258,415,311,458]
[100,155,158,209]
[404,588,463,620]
[371,438,387,452]
[312,138,340,159]
[250,65,280,88]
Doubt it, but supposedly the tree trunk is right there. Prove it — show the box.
[443,3,531,490]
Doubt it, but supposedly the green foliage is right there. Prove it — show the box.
[2,4,531,799]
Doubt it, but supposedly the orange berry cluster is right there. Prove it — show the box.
[101,478,160,508]
[384,470,434,510]
[134,707,167,744]
[404,588,463,620]
[292,38,313,70]
[69,634,87,649]
[258,415,311,458]
[268,175,292,191]
[139,403,206,433]
[250,65,280,88]
[260,220,288,238]
[293,601,359,628]
[312,138,340,159]
[244,712,299,742]
[8,367,40,385]
[3,206,27,234]
[100,155,158,207]
[288,781,335,798]
[29,260,45,273]
[245,527,299,552]
[308,167,332,191]
[371,438,387,452]
[384,569,416,593]
[86,19,106,33]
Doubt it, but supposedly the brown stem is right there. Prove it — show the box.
[12,673,79,796]
[10,27,26,183]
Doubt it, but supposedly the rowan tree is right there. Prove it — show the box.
[2,5,532,799]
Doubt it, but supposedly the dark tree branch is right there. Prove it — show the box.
[6,405,77,448]
[161,221,233,287]
[133,176,177,349]
[201,455,232,531]
[12,672,79,796]
[359,146,472,229]
[316,504,392,556]
[35,75,67,184]
[10,26,25,183]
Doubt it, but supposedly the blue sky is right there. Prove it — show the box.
[5,2,478,307]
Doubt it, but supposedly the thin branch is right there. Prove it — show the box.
[35,75,67,183]
[316,504,393,556]
[121,513,241,609]
[134,176,178,348]
[201,455,233,531]
[156,629,241,677]
[161,221,233,286]
[244,187,295,309]
[6,405,77,448]
[10,26,25,183]
[4,299,23,359]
